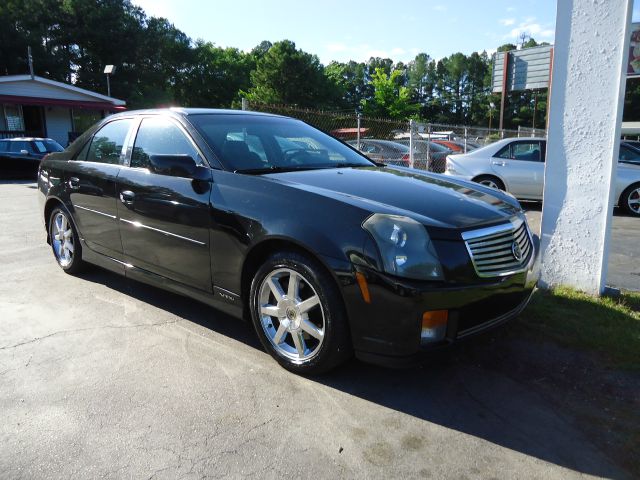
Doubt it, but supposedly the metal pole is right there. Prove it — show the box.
[356,113,361,150]
[241,98,248,111]
[106,74,111,97]
[28,46,34,79]
[463,127,468,153]
[409,119,415,168]
[499,52,509,130]
[426,123,431,171]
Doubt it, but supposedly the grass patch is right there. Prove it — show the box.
[517,286,640,370]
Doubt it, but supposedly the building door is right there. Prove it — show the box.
[22,105,45,137]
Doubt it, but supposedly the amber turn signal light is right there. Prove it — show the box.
[355,272,371,304]
[422,310,448,328]
[421,310,448,343]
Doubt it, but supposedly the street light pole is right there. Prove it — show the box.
[103,65,115,97]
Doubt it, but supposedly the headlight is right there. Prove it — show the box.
[362,214,443,280]
[445,159,456,174]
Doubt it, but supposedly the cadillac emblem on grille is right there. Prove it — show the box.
[461,217,532,278]
[511,241,523,261]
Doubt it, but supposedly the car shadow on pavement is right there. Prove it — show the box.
[76,267,625,479]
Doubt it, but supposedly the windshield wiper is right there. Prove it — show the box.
[326,162,375,169]
[234,165,324,175]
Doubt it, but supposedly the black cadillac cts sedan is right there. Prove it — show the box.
[38,109,540,374]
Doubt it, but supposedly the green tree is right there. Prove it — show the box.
[244,40,336,107]
[175,42,254,108]
[324,60,369,109]
[361,68,417,119]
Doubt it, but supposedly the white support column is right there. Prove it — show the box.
[540,0,633,295]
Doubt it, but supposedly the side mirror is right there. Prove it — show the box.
[148,154,210,180]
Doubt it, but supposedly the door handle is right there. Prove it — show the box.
[491,161,507,166]
[119,190,135,206]
[68,177,80,189]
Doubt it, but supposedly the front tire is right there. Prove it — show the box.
[620,183,640,217]
[249,251,351,375]
[49,207,85,274]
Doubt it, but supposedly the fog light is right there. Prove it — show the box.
[421,310,448,343]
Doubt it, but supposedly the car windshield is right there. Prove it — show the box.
[189,114,374,172]
[33,140,64,153]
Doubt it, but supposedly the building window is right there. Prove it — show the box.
[4,105,25,131]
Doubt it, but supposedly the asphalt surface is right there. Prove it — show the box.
[522,202,640,291]
[1,181,636,479]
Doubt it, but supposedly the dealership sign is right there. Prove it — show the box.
[492,45,554,93]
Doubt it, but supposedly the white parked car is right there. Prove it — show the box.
[443,137,640,217]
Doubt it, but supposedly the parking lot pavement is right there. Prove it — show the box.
[523,202,640,291]
[0,182,630,479]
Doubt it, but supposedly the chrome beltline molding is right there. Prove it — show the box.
[119,218,206,246]
[75,205,116,219]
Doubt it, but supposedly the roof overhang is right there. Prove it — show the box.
[0,75,126,107]
[0,94,126,111]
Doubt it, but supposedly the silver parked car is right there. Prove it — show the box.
[444,137,640,217]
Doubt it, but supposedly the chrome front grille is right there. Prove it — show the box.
[462,218,532,278]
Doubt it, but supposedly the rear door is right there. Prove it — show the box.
[65,118,134,260]
[117,116,212,291]
[491,140,545,199]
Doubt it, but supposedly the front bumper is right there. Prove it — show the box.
[341,235,541,367]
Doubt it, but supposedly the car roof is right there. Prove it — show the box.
[0,137,55,142]
[106,108,286,120]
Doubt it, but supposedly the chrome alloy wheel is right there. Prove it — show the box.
[479,178,500,189]
[52,212,75,267]
[258,268,325,362]
[628,187,640,214]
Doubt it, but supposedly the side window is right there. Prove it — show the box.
[494,145,512,159]
[131,117,199,169]
[9,141,32,153]
[87,119,132,164]
[511,141,541,162]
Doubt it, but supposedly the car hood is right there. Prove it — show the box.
[264,166,522,231]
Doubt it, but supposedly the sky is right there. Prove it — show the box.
[131,0,562,64]
[132,0,640,64]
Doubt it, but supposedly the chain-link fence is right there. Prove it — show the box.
[247,102,547,173]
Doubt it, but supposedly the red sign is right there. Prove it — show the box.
[628,23,640,77]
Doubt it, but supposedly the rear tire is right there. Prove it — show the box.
[620,183,640,217]
[249,251,352,375]
[473,175,506,191]
[49,207,85,274]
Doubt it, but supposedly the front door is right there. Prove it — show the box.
[22,105,45,137]
[65,118,133,259]
[116,116,212,292]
